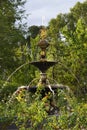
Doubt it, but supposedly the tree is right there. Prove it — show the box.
[47,0,87,99]
[0,0,30,103]
[0,0,26,83]
[28,25,40,38]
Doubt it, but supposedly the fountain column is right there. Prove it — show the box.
[38,38,49,85]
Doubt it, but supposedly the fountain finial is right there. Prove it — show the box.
[40,27,47,40]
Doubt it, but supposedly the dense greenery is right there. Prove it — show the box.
[47,1,87,99]
[0,0,87,130]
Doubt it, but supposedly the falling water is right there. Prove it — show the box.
[48,84,55,96]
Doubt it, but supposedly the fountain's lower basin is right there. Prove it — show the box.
[28,85,65,93]
[0,85,66,130]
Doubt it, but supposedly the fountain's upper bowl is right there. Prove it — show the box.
[30,60,57,73]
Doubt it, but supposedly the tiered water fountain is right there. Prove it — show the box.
[29,28,57,93]
[28,28,59,115]
[0,28,69,130]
